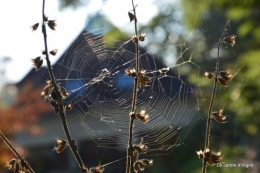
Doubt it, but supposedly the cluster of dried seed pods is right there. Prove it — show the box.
[5,159,27,173]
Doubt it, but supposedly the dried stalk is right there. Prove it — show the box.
[0,131,35,173]
[202,19,230,173]
[126,0,140,173]
[41,0,87,172]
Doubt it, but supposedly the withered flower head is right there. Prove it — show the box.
[125,69,137,77]
[133,138,148,154]
[48,20,57,30]
[204,72,213,79]
[159,67,169,75]
[50,49,58,56]
[138,71,152,87]
[222,34,236,47]
[136,110,149,122]
[139,33,146,41]
[211,109,227,123]
[204,149,223,166]
[53,138,68,153]
[217,77,227,87]
[89,165,104,173]
[44,14,48,21]
[128,12,136,22]
[132,35,138,43]
[219,71,233,82]
[65,103,73,111]
[31,23,39,31]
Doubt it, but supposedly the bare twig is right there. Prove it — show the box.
[41,0,87,172]
[126,0,140,173]
[0,131,35,173]
[202,19,230,173]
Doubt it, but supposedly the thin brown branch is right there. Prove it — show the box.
[0,131,35,173]
[126,0,140,173]
[41,0,87,172]
[202,19,230,173]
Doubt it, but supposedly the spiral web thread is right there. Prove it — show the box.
[54,15,201,156]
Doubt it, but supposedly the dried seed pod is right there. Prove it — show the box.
[65,103,72,111]
[56,138,67,146]
[219,71,233,82]
[32,59,43,71]
[125,69,137,77]
[222,34,236,47]
[159,67,169,75]
[31,23,39,31]
[141,159,153,167]
[137,71,152,87]
[204,72,213,79]
[136,110,149,122]
[60,86,69,99]
[41,50,46,55]
[31,56,42,71]
[31,56,41,64]
[89,165,104,173]
[211,109,227,123]
[41,86,50,100]
[129,111,136,119]
[44,14,48,21]
[48,20,57,30]
[53,144,66,153]
[133,138,148,154]
[196,150,204,159]
[5,159,17,170]
[133,160,145,173]
[204,148,223,166]
[217,77,227,87]
[139,33,146,41]
[50,49,58,56]
[53,138,68,153]
[128,12,136,22]
[46,80,53,87]
[132,35,138,43]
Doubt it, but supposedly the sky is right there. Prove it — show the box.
[0,0,159,84]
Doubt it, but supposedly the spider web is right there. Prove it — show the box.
[54,14,201,156]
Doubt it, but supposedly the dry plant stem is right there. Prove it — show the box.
[202,20,228,173]
[202,43,220,173]
[0,131,35,173]
[126,0,139,173]
[42,0,87,172]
